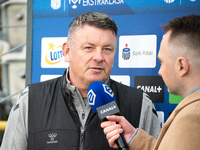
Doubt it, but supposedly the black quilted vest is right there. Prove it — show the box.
[27,71,143,150]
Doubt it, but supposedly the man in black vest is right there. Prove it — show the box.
[1,12,160,150]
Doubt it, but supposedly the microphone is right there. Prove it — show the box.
[87,81,128,150]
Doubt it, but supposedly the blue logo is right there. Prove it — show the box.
[102,84,114,97]
[87,89,96,105]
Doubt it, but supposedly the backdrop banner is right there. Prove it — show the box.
[28,0,200,126]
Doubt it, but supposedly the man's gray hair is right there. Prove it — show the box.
[67,12,118,43]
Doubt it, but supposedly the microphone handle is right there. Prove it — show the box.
[116,133,129,150]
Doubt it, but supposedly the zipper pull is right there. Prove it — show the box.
[82,110,85,120]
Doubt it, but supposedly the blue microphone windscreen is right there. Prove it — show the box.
[87,81,116,113]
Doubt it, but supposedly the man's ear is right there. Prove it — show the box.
[62,42,70,62]
[177,57,189,77]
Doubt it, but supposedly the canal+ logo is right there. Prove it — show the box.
[41,37,68,68]
[134,76,165,103]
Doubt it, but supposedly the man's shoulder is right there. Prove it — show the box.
[181,99,200,113]
[18,86,29,100]
[29,76,63,88]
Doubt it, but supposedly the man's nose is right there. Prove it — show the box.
[93,49,104,62]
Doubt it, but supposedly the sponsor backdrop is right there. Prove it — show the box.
[28,0,200,127]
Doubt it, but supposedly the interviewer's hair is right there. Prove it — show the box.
[162,14,200,51]
[67,12,118,44]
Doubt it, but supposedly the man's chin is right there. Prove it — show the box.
[168,89,176,95]
[88,77,106,83]
[168,89,171,94]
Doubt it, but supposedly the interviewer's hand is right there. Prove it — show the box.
[101,115,136,149]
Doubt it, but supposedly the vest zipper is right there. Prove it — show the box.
[79,127,84,150]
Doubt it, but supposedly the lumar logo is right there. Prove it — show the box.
[47,133,58,144]
[51,0,61,9]
[45,41,64,65]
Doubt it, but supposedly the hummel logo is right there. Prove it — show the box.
[47,133,58,144]
[48,133,57,140]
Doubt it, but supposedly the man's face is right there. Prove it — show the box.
[63,24,117,88]
[158,31,178,94]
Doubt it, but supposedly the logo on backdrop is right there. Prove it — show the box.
[118,35,157,68]
[122,43,130,60]
[45,0,134,17]
[164,0,196,4]
[43,0,200,16]
[51,0,61,9]
[134,76,165,103]
[69,0,81,9]
[164,0,175,3]
[45,42,63,65]
[68,0,125,9]
[41,37,69,68]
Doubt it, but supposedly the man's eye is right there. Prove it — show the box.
[104,48,112,51]
[85,47,92,49]
[84,47,94,51]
